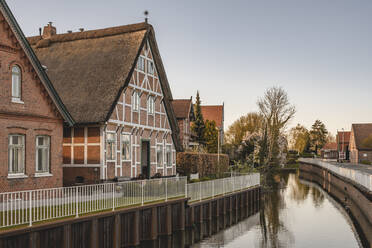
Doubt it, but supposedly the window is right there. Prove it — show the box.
[166,145,172,167]
[132,91,140,112]
[121,134,131,161]
[147,60,154,75]
[106,133,116,160]
[8,134,25,174]
[137,57,145,71]
[147,96,155,115]
[12,65,21,101]
[36,136,50,173]
[156,144,163,167]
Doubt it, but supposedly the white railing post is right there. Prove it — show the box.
[165,178,168,202]
[223,178,225,195]
[141,181,144,206]
[199,182,202,201]
[75,187,79,218]
[112,183,115,211]
[212,181,214,198]
[29,191,32,227]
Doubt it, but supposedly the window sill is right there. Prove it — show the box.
[34,173,53,178]
[7,174,28,179]
[11,98,24,104]
[122,160,131,162]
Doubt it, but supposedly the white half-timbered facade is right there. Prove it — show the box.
[29,22,181,186]
[105,40,176,179]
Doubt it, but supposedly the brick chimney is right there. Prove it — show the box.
[42,22,56,39]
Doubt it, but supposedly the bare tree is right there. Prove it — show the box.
[257,87,296,165]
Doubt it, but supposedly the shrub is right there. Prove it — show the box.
[360,160,371,165]
[176,152,229,178]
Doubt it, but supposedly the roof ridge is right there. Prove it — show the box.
[28,22,150,47]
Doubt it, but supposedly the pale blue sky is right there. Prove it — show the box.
[8,0,372,134]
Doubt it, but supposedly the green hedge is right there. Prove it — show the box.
[176,152,229,178]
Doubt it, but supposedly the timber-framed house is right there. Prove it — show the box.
[28,22,181,186]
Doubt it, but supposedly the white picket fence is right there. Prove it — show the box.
[299,158,372,191]
[0,174,260,229]
[187,173,260,202]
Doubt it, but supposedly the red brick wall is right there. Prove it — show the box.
[63,167,100,187]
[0,12,64,192]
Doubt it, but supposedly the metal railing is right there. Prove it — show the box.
[299,158,372,191]
[187,173,260,202]
[0,177,186,229]
[0,174,261,229]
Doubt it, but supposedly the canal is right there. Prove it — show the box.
[193,171,369,248]
[142,171,370,248]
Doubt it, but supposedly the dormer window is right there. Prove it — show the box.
[147,61,154,75]
[137,57,145,72]
[11,65,22,102]
[132,91,140,112]
[147,96,155,115]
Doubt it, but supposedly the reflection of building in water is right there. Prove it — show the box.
[193,213,259,247]
[300,179,366,248]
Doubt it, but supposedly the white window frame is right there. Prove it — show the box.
[137,56,145,72]
[106,132,116,161]
[166,144,172,168]
[35,135,51,174]
[121,133,131,161]
[156,144,163,168]
[11,65,23,104]
[147,60,154,75]
[132,91,140,112]
[8,134,26,177]
[147,96,155,115]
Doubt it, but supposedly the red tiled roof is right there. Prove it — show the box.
[172,99,193,119]
[321,142,337,150]
[200,105,224,129]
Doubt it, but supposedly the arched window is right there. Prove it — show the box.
[11,65,21,101]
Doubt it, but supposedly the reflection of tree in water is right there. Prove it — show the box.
[311,187,325,208]
[288,172,310,204]
[258,171,294,247]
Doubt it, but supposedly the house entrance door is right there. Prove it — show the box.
[141,140,150,179]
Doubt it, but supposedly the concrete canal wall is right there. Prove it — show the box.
[299,162,372,246]
[0,187,260,248]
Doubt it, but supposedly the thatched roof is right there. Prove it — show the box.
[172,98,194,120]
[28,23,148,123]
[352,124,372,151]
[0,0,73,125]
[27,22,181,150]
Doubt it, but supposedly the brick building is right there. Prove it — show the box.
[28,22,181,185]
[320,142,338,160]
[0,0,73,192]
[200,104,225,145]
[349,124,372,164]
[172,98,195,150]
[336,130,350,161]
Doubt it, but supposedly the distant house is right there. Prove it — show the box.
[320,142,338,160]
[349,124,372,164]
[336,131,350,161]
[200,104,225,145]
[0,0,73,192]
[172,98,195,150]
[28,22,181,185]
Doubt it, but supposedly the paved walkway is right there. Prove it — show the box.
[327,160,372,175]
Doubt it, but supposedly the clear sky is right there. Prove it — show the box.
[7,0,372,134]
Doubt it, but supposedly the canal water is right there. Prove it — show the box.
[192,171,367,248]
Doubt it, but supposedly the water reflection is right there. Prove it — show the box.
[197,172,367,248]
[140,172,370,248]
